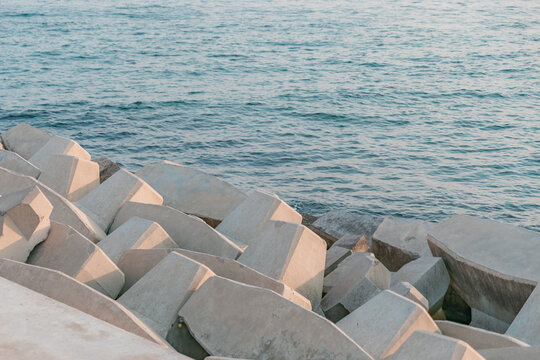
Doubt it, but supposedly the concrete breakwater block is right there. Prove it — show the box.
[1,123,51,159]
[237,219,326,308]
[0,259,167,346]
[28,222,124,298]
[321,252,391,322]
[136,160,247,221]
[372,216,437,271]
[506,284,540,345]
[336,290,439,359]
[118,252,214,338]
[390,256,450,314]
[92,156,120,183]
[436,320,529,351]
[427,215,540,324]
[216,189,302,247]
[179,276,373,360]
[38,154,100,202]
[0,167,106,242]
[111,201,243,259]
[0,149,41,178]
[117,248,311,309]
[75,169,163,232]
[28,135,91,169]
[479,346,540,360]
[311,210,383,246]
[0,186,53,262]
[98,217,176,264]
[0,277,191,360]
[386,330,485,360]
[324,234,369,276]
[390,281,429,311]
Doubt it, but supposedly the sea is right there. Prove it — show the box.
[1,0,538,230]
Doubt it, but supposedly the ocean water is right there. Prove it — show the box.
[1,0,538,230]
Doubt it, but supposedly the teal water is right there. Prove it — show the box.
[1,0,539,230]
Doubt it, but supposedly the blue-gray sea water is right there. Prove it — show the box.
[1,0,539,230]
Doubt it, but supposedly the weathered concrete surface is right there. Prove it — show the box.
[0,167,106,242]
[179,276,373,360]
[325,246,352,276]
[28,135,91,169]
[470,308,510,334]
[372,216,437,271]
[237,220,326,307]
[506,285,540,345]
[0,277,191,360]
[136,160,247,221]
[111,201,243,259]
[92,156,120,183]
[427,215,540,323]
[76,169,163,232]
[118,252,214,338]
[98,217,176,264]
[117,248,311,309]
[311,210,383,246]
[386,330,485,360]
[390,281,429,311]
[0,186,52,261]
[321,253,391,321]
[0,259,168,346]
[332,234,370,252]
[0,149,41,178]
[216,189,301,247]
[1,123,50,159]
[38,154,100,202]
[391,256,450,314]
[479,346,540,360]
[325,235,370,275]
[436,321,528,351]
[28,222,124,298]
[336,290,439,359]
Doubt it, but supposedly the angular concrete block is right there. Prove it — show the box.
[470,308,510,334]
[76,169,163,232]
[0,259,168,346]
[118,252,214,337]
[179,276,373,360]
[386,330,485,360]
[0,277,191,360]
[311,210,383,246]
[372,216,437,271]
[216,189,301,247]
[0,186,52,261]
[38,154,100,202]
[391,281,429,311]
[325,234,370,275]
[321,252,391,321]
[427,215,540,323]
[28,222,124,298]
[117,248,311,309]
[1,123,50,159]
[507,284,540,345]
[391,256,450,314]
[437,321,529,350]
[336,290,439,359]
[28,135,91,169]
[237,220,326,307]
[0,149,41,178]
[0,167,106,242]
[136,160,247,221]
[332,233,370,252]
[93,156,120,183]
[98,217,176,264]
[111,201,243,259]
[479,346,540,360]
